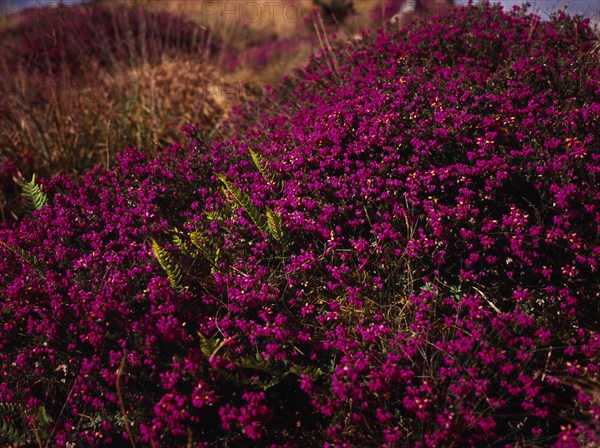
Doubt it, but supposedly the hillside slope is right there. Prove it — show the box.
[0,2,599,446]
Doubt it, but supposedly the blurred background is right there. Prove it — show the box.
[2,0,599,20]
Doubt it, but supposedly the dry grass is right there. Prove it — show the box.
[0,57,226,174]
[135,0,316,37]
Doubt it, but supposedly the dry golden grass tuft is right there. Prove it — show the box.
[111,57,229,149]
[0,57,227,176]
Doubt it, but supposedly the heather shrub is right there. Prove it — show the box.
[1,2,599,447]
[0,2,216,80]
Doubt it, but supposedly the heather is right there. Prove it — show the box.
[0,2,215,80]
[1,2,599,447]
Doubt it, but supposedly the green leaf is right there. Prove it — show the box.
[266,207,283,242]
[204,209,224,222]
[249,149,279,187]
[190,230,219,271]
[36,405,52,429]
[172,232,194,258]
[289,365,324,380]
[236,353,290,391]
[237,353,273,373]
[198,332,222,359]
[0,402,30,443]
[0,240,43,275]
[151,239,184,291]
[216,173,269,235]
[20,174,48,210]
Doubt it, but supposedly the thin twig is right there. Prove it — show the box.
[31,416,43,448]
[19,405,43,448]
[209,337,235,364]
[44,377,77,448]
[312,13,339,79]
[187,427,193,448]
[116,353,137,448]
[541,347,553,382]
[471,285,501,314]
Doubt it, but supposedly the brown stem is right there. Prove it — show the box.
[116,353,137,448]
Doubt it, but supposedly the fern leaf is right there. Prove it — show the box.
[172,232,194,258]
[238,353,273,373]
[218,369,256,388]
[266,207,284,242]
[0,240,42,273]
[151,239,184,291]
[21,174,48,210]
[35,405,52,433]
[198,332,218,358]
[216,173,268,235]
[249,149,274,184]
[0,403,30,443]
[249,149,284,192]
[289,365,324,380]
[220,186,229,200]
[262,372,290,391]
[204,210,224,222]
[236,354,289,391]
[189,230,219,270]
[189,230,204,250]
[198,332,229,361]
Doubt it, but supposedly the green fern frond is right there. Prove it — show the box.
[20,174,48,210]
[249,149,284,192]
[204,209,225,222]
[0,403,21,420]
[218,367,284,391]
[172,232,194,258]
[218,369,257,388]
[189,230,219,270]
[236,354,290,391]
[0,240,42,273]
[198,332,223,359]
[266,207,284,242]
[35,405,52,434]
[237,353,274,373]
[249,149,270,181]
[220,186,229,200]
[151,239,184,291]
[189,230,204,250]
[0,403,30,443]
[254,371,289,391]
[289,365,324,380]
[216,173,268,235]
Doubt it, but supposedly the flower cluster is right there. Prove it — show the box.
[0,2,598,446]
